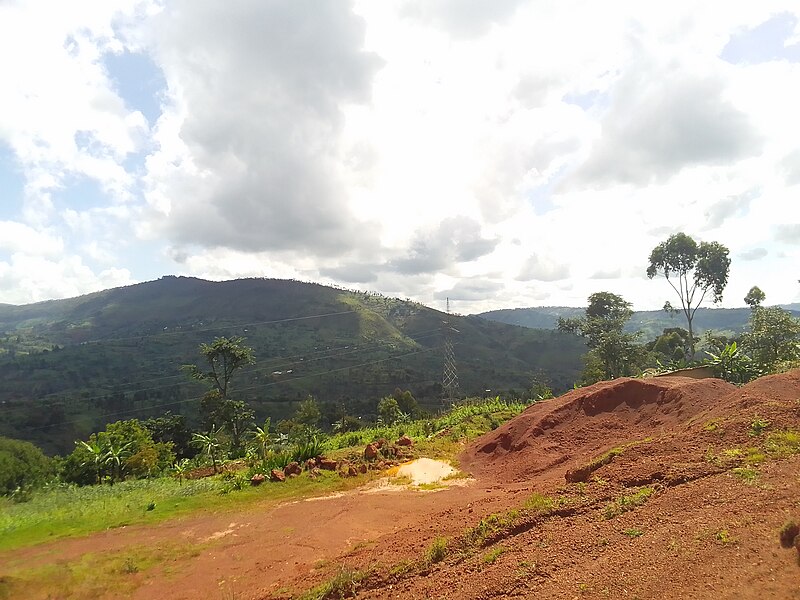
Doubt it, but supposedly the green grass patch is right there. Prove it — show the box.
[622,528,643,538]
[0,541,203,599]
[425,537,449,564]
[749,417,771,437]
[299,565,369,600]
[0,469,346,552]
[765,430,800,457]
[731,467,759,483]
[524,492,555,514]
[463,509,520,547]
[603,486,655,520]
[482,546,504,564]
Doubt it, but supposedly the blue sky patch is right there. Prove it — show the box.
[721,12,800,64]
[103,50,166,125]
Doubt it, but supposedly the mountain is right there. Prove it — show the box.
[0,277,585,454]
[478,305,800,340]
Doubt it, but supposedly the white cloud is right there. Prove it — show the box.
[0,221,63,256]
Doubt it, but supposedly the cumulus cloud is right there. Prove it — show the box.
[704,189,757,229]
[516,253,569,282]
[388,217,498,275]
[0,221,63,256]
[572,64,762,186]
[433,278,504,301]
[780,148,800,185]
[775,224,800,244]
[0,254,133,304]
[739,247,768,260]
[143,0,383,257]
[400,0,525,38]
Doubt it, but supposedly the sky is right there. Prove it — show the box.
[1,1,799,313]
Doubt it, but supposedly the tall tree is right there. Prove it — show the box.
[744,306,800,370]
[558,291,639,382]
[744,285,766,309]
[646,233,731,358]
[185,337,255,454]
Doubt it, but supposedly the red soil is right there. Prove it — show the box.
[3,371,800,599]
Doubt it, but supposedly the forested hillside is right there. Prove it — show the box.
[0,277,584,454]
[479,305,800,340]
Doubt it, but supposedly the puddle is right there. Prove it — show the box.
[391,458,456,485]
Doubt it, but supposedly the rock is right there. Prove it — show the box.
[397,435,413,447]
[250,473,266,486]
[348,464,359,477]
[364,443,380,460]
[358,463,367,474]
[284,462,302,477]
[305,458,317,471]
[269,469,286,482]
[565,465,592,483]
[319,457,338,470]
[375,438,388,449]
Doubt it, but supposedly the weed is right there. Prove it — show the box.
[463,511,519,547]
[722,448,742,459]
[749,417,771,437]
[426,537,448,564]
[765,430,800,457]
[122,557,139,574]
[482,546,504,564]
[744,447,766,465]
[731,467,759,484]
[622,528,644,538]
[704,420,723,434]
[715,529,735,544]
[524,492,555,514]
[779,521,799,548]
[301,566,367,600]
[416,482,446,491]
[603,487,655,519]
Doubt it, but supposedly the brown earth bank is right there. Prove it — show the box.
[2,371,800,599]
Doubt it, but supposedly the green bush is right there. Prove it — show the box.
[0,437,53,498]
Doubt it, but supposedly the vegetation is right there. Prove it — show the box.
[558,292,640,383]
[646,233,731,358]
[0,436,53,498]
[426,537,449,564]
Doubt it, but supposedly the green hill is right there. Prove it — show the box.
[478,305,800,340]
[0,277,584,454]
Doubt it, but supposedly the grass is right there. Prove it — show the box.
[731,467,759,484]
[299,566,369,600]
[0,540,204,599]
[482,546,504,563]
[0,469,347,552]
[622,528,643,538]
[463,509,520,547]
[603,486,655,519]
[2,398,529,553]
[524,492,556,514]
[749,416,771,437]
[425,537,449,564]
[715,529,735,544]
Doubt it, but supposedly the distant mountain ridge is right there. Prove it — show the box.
[477,304,800,340]
[0,277,585,454]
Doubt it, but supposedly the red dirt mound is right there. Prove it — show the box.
[460,376,736,482]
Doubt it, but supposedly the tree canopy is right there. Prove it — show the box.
[558,291,639,383]
[646,233,731,358]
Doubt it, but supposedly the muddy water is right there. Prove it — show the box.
[392,458,456,484]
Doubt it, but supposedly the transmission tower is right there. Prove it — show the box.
[442,297,459,403]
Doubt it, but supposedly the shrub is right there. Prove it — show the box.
[0,437,53,498]
[426,537,448,564]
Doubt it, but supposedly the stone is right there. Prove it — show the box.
[319,457,338,470]
[364,443,380,460]
[305,458,317,471]
[284,461,302,477]
[269,469,286,482]
[250,473,266,486]
[358,463,367,474]
[397,435,413,447]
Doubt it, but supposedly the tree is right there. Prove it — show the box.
[294,396,321,428]
[0,437,52,497]
[646,233,731,358]
[558,291,639,382]
[744,285,766,309]
[143,412,195,460]
[377,397,405,426]
[185,337,255,454]
[744,306,800,371]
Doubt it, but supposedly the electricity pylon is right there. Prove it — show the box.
[442,297,459,403]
